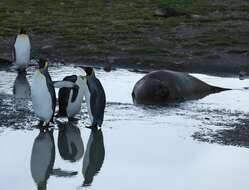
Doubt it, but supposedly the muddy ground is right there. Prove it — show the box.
[193,114,249,148]
[0,0,249,75]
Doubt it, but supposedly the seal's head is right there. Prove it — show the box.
[132,78,170,105]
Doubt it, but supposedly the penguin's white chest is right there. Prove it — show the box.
[31,71,53,123]
[14,35,30,69]
[66,78,84,117]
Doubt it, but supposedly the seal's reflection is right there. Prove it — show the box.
[13,71,30,111]
[30,128,55,190]
[58,121,84,162]
[82,129,105,186]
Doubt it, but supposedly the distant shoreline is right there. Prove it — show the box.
[0,0,248,76]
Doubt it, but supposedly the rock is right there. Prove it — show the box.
[103,65,112,72]
[41,45,54,50]
[239,71,247,80]
[154,6,190,18]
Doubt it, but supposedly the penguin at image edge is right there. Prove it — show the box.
[13,28,31,71]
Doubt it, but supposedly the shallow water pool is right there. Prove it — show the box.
[0,64,249,190]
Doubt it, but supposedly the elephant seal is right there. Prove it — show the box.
[132,70,230,105]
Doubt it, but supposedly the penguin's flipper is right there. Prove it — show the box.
[85,125,97,130]
[58,87,70,116]
[71,87,79,103]
[90,90,97,117]
[93,79,106,126]
[68,117,79,122]
[43,69,56,121]
[53,81,78,89]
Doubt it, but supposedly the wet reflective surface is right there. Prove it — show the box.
[1,63,249,189]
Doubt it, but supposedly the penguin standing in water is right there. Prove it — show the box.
[79,67,106,129]
[13,28,31,71]
[31,59,56,127]
[31,59,78,127]
[58,75,87,120]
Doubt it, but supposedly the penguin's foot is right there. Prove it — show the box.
[55,112,67,118]
[38,125,49,133]
[37,120,44,128]
[54,113,61,118]
[50,119,55,124]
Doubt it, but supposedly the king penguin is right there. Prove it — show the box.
[58,75,87,120]
[79,67,106,129]
[31,59,56,126]
[13,28,31,71]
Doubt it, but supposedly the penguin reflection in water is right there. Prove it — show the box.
[30,128,55,190]
[82,129,105,186]
[12,28,31,71]
[58,121,84,162]
[31,59,78,127]
[13,71,31,111]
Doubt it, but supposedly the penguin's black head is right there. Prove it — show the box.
[20,28,27,34]
[38,59,48,70]
[84,67,94,76]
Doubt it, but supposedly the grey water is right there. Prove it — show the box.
[0,63,249,190]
